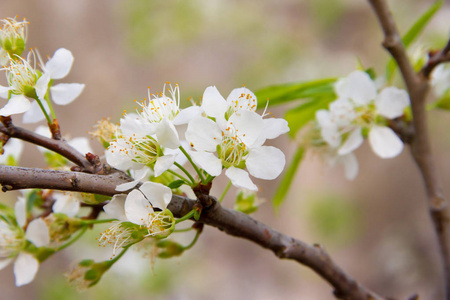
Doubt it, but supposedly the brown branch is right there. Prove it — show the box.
[0,165,385,300]
[421,37,450,79]
[0,122,94,172]
[368,0,450,298]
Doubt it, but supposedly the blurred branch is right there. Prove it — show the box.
[0,164,384,300]
[368,0,450,297]
[0,119,95,172]
[421,37,450,78]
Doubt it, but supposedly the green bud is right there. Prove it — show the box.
[234,189,262,214]
[156,240,184,258]
[66,259,112,290]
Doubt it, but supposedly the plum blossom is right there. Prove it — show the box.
[186,109,287,191]
[431,64,450,98]
[0,197,50,286]
[100,182,175,254]
[318,71,409,159]
[0,17,28,66]
[0,138,24,165]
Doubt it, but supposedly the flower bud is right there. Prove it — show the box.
[65,259,112,290]
[155,240,184,258]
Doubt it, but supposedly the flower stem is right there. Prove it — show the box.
[218,180,232,203]
[34,97,52,124]
[183,229,201,250]
[55,226,88,252]
[175,209,196,224]
[173,227,193,233]
[166,169,191,185]
[174,162,196,186]
[179,145,206,184]
[108,246,129,264]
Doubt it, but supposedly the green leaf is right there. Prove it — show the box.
[385,0,443,81]
[272,145,305,210]
[168,180,185,189]
[254,78,336,109]
[284,96,334,138]
[431,91,450,110]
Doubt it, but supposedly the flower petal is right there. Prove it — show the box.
[375,87,410,119]
[226,87,257,112]
[155,118,180,149]
[246,146,285,180]
[115,168,149,192]
[124,189,153,225]
[0,95,30,116]
[22,100,50,124]
[45,48,74,79]
[50,83,84,105]
[52,193,80,217]
[68,137,93,155]
[14,197,26,227]
[14,252,39,286]
[35,73,50,101]
[225,167,258,191]
[228,110,264,148]
[154,154,177,177]
[185,116,221,152]
[338,127,363,155]
[369,126,403,158]
[201,86,227,119]
[139,181,172,209]
[0,258,13,270]
[172,106,202,125]
[25,218,50,247]
[190,150,222,176]
[262,118,289,140]
[104,194,127,221]
[0,84,11,99]
[346,71,377,106]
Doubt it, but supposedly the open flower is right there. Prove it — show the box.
[0,197,50,286]
[0,17,28,66]
[317,70,409,159]
[100,182,175,254]
[186,109,286,191]
[22,48,85,123]
[0,138,24,166]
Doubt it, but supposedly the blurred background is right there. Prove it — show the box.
[0,0,449,299]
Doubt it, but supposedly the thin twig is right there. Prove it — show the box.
[421,37,450,78]
[367,0,450,298]
[0,165,385,300]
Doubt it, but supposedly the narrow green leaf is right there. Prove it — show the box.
[272,145,305,210]
[284,96,334,138]
[386,0,443,81]
[168,180,185,189]
[255,78,336,109]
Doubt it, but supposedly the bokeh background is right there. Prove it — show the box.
[1,0,449,299]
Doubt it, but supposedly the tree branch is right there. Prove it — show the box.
[0,121,94,172]
[368,0,450,298]
[421,37,450,78]
[0,165,385,300]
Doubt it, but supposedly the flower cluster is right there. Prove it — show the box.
[313,70,410,179]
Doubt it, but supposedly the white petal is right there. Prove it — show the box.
[341,153,359,180]
[50,83,84,105]
[35,73,50,101]
[154,155,177,177]
[139,181,172,209]
[14,252,39,286]
[225,167,258,191]
[14,197,26,228]
[189,150,222,176]
[52,193,80,217]
[68,137,93,155]
[369,126,403,158]
[172,106,202,125]
[116,180,139,192]
[0,95,31,116]
[155,118,180,149]
[262,118,290,139]
[338,127,363,155]
[0,85,11,99]
[346,71,377,106]
[45,48,74,79]
[121,113,155,137]
[201,86,227,119]
[375,87,410,119]
[104,194,127,221]
[246,146,285,180]
[105,140,141,171]
[185,116,221,152]
[228,110,264,148]
[226,87,258,112]
[22,100,50,124]
[25,218,50,247]
[0,258,13,270]
[124,189,153,225]
[115,168,149,192]
[0,139,24,164]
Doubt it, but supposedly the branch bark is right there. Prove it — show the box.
[368,0,450,298]
[0,165,385,300]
